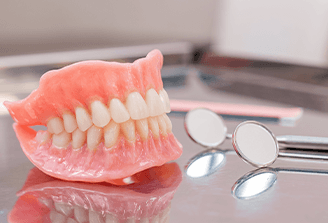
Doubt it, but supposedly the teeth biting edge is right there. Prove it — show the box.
[45,88,172,150]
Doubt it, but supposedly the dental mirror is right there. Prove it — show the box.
[185,108,228,148]
[232,121,328,167]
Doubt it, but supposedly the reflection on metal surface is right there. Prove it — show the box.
[8,163,182,223]
[185,149,226,178]
[232,168,277,200]
[185,108,227,148]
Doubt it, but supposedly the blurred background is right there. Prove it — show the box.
[1,0,328,111]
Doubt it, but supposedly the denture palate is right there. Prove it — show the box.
[46,88,172,150]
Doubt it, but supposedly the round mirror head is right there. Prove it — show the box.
[232,168,277,199]
[185,149,226,178]
[185,108,227,148]
[232,121,279,167]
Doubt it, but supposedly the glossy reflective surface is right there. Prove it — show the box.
[184,108,227,148]
[185,149,226,178]
[232,168,277,199]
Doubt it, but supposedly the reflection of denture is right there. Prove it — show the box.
[5,50,183,183]
[8,163,182,223]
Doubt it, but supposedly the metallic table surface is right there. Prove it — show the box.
[2,68,328,222]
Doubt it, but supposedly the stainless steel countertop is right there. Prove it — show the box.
[2,64,328,222]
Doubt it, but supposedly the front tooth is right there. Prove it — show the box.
[87,125,103,150]
[105,213,119,223]
[121,119,135,142]
[159,89,171,113]
[63,112,78,133]
[75,107,93,132]
[148,117,159,138]
[104,120,120,148]
[52,131,71,148]
[125,92,149,120]
[89,210,105,223]
[74,206,88,223]
[109,98,130,123]
[136,118,148,140]
[72,128,86,149]
[47,117,64,134]
[91,100,111,127]
[162,114,172,133]
[54,202,73,217]
[157,115,167,136]
[145,89,165,117]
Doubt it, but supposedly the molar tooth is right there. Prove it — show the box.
[36,131,52,144]
[157,115,167,136]
[74,206,88,223]
[47,117,64,134]
[72,128,86,149]
[136,118,148,140]
[63,112,78,133]
[145,89,165,117]
[125,92,149,120]
[91,100,111,127]
[121,119,135,142]
[75,107,93,132]
[148,117,159,138]
[109,98,130,123]
[104,120,120,148]
[87,125,103,150]
[52,131,71,148]
[162,114,172,133]
[159,89,171,113]
[89,210,105,223]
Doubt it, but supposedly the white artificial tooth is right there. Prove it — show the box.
[87,125,103,150]
[74,206,89,223]
[39,198,53,208]
[157,115,167,136]
[75,107,93,132]
[104,120,120,148]
[52,131,71,148]
[67,218,78,223]
[121,119,135,142]
[136,118,148,140]
[47,117,64,134]
[105,213,119,223]
[50,210,66,223]
[72,128,86,149]
[91,100,111,127]
[63,112,78,133]
[162,114,172,133]
[159,89,171,113]
[54,202,73,217]
[109,98,130,123]
[89,210,105,223]
[145,89,165,117]
[148,117,159,138]
[125,92,149,120]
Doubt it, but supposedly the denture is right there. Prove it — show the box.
[8,163,181,223]
[5,49,183,183]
